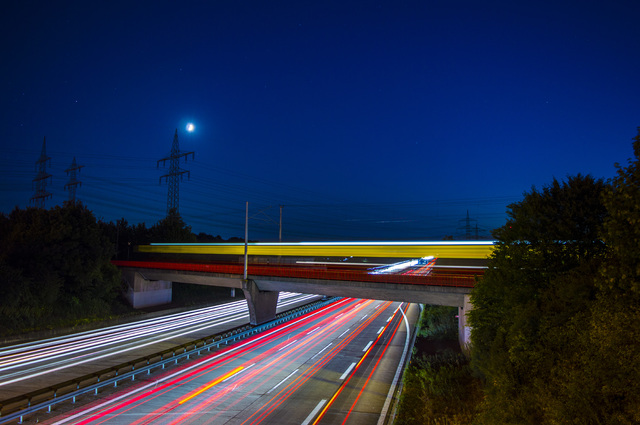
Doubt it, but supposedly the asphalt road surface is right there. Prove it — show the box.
[29,299,419,425]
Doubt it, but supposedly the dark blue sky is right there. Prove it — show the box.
[1,0,639,241]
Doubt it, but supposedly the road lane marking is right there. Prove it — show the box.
[377,326,385,335]
[302,399,327,425]
[363,341,373,352]
[223,363,254,382]
[378,304,410,425]
[278,340,298,351]
[340,362,357,380]
[338,328,350,338]
[267,368,299,394]
[311,343,332,359]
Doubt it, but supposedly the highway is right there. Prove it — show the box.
[34,299,418,425]
[0,293,320,401]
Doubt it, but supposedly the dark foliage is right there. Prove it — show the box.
[469,128,640,424]
[0,203,121,334]
[396,306,481,425]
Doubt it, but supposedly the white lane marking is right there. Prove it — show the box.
[267,368,299,394]
[311,343,332,360]
[306,327,320,335]
[338,328,350,338]
[278,340,298,351]
[360,314,368,321]
[377,304,411,425]
[302,399,327,425]
[340,362,357,380]
[377,326,385,335]
[387,315,393,322]
[363,341,373,352]
[223,363,254,382]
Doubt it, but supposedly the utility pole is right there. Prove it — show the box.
[31,137,52,208]
[158,129,195,217]
[64,157,84,204]
[279,205,283,242]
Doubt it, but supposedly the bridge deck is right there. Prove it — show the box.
[113,260,479,288]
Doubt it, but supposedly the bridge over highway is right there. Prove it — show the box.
[113,241,495,349]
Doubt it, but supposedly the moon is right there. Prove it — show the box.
[186,123,195,132]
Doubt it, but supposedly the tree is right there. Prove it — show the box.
[545,128,640,424]
[0,203,121,334]
[148,208,196,243]
[469,174,607,423]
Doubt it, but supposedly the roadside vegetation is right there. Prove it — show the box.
[469,128,640,424]
[397,128,640,424]
[395,306,482,425]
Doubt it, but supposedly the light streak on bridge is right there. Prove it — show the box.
[137,240,495,259]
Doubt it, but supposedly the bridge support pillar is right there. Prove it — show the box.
[458,294,473,355]
[242,280,279,325]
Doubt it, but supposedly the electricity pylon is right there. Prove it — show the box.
[64,157,84,204]
[31,137,52,208]
[157,129,194,217]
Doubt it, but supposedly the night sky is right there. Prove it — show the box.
[1,1,639,241]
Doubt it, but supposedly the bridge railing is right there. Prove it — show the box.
[112,260,478,287]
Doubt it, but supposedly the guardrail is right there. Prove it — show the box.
[0,297,337,425]
[112,260,479,287]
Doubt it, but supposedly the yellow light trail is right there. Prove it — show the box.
[178,366,244,405]
[138,241,495,259]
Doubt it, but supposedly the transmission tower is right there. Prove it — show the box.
[458,210,479,240]
[157,129,195,216]
[64,157,84,204]
[30,137,52,208]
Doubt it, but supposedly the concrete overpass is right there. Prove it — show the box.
[113,240,493,349]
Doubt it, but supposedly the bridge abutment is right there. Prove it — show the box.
[122,270,173,308]
[242,279,279,325]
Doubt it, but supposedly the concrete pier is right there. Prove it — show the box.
[242,279,279,325]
